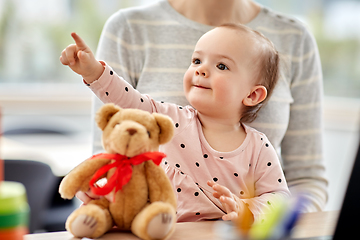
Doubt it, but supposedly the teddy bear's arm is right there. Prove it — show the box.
[145,161,177,209]
[59,158,112,199]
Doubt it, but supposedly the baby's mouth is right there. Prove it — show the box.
[194,84,210,89]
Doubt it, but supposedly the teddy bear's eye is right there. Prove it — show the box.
[147,131,151,138]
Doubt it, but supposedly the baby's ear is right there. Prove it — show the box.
[95,103,121,130]
[243,85,267,107]
[152,113,174,144]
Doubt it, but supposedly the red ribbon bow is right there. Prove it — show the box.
[89,152,166,196]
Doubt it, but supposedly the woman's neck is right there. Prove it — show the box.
[168,0,261,26]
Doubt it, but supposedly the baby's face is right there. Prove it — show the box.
[183,27,258,118]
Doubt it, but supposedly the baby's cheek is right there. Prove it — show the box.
[183,70,193,94]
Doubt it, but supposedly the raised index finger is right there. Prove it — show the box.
[213,183,233,197]
[71,32,89,50]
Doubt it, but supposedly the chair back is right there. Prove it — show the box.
[4,160,57,233]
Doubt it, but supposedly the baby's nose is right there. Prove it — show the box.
[195,67,208,77]
[196,70,206,77]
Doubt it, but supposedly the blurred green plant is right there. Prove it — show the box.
[309,11,360,98]
[0,0,127,84]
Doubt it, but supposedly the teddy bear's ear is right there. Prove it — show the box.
[95,103,121,130]
[152,113,174,144]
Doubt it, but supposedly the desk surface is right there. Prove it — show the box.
[24,211,339,240]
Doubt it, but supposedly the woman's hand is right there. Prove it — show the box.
[60,32,104,83]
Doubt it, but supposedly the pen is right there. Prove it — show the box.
[267,194,308,240]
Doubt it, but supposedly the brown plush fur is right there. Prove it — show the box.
[59,103,177,239]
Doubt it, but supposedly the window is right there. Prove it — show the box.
[257,0,360,98]
[1,0,359,97]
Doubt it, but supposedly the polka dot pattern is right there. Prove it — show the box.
[169,129,288,220]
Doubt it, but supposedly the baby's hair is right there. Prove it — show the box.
[218,23,280,123]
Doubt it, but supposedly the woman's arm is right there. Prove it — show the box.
[281,27,328,212]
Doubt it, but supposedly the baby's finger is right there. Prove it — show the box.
[59,54,68,66]
[213,191,221,199]
[213,184,232,198]
[207,180,215,187]
[222,211,238,221]
[60,47,71,65]
[71,32,89,50]
[220,196,237,212]
[75,190,101,205]
[85,189,101,199]
[75,191,92,204]
[63,44,78,65]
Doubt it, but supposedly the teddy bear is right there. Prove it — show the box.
[59,103,177,240]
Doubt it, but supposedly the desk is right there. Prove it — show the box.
[24,211,339,240]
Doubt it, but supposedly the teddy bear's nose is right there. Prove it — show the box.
[127,128,137,136]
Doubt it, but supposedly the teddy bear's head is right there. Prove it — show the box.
[95,103,174,157]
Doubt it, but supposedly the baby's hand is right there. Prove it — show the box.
[60,32,104,83]
[76,189,114,205]
[207,180,242,221]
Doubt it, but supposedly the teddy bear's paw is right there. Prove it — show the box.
[147,213,173,239]
[70,214,98,238]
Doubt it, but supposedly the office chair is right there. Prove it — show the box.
[4,160,77,233]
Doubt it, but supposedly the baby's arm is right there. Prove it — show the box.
[60,32,104,84]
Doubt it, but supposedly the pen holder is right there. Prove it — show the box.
[0,181,29,240]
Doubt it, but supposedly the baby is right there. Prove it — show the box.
[60,23,290,224]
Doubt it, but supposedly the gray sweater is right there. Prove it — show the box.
[93,0,328,211]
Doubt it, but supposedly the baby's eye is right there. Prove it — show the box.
[192,58,201,65]
[217,63,229,70]
[147,131,151,138]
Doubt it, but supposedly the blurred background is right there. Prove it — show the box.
[0,0,359,233]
